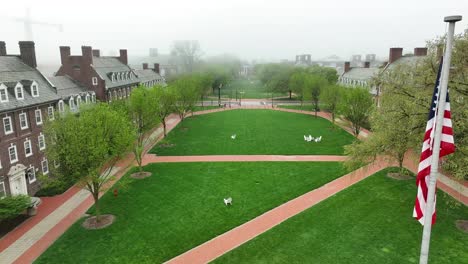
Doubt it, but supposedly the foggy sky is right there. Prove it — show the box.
[1,0,467,65]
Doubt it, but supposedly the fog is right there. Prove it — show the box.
[1,0,467,66]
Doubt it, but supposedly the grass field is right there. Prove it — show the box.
[151,109,355,156]
[214,167,468,264]
[193,105,221,112]
[207,79,287,99]
[35,162,346,264]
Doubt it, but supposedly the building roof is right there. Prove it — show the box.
[384,56,426,71]
[47,76,89,98]
[92,56,139,89]
[133,69,164,83]
[341,67,380,81]
[0,56,60,112]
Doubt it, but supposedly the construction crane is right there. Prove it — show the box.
[11,8,63,40]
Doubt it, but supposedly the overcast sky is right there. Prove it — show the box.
[1,0,467,65]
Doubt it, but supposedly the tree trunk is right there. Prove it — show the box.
[289,90,292,99]
[201,95,204,107]
[93,192,101,223]
[162,119,167,137]
[331,112,335,123]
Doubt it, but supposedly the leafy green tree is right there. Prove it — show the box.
[320,84,343,123]
[44,103,135,222]
[339,87,374,136]
[171,76,200,121]
[306,65,338,84]
[289,71,307,105]
[303,75,327,117]
[129,87,159,172]
[152,86,176,137]
[0,195,31,221]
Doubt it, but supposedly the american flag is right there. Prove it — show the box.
[413,58,456,225]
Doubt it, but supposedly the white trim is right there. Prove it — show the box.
[19,112,28,130]
[35,109,43,125]
[0,83,8,102]
[92,77,98,85]
[38,133,46,150]
[85,94,90,103]
[8,144,18,164]
[24,139,33,157]
[31,81,39,97]
[92,93,96,103]
[69,97,76,111]
[76,96,82,109]
[41,159,49,175]
[15,83,24,100]
[58,100,65,113]
[3,116,13,135]
[27,166,36,183]
[47,106,55,120]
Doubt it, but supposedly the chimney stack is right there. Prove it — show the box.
[81,46,93,65]
[364,61,370,68]
[92,49,100,57]
[388,47,403,64]
[59,46,70,65]
[153,63,160,74]
[119,49,128,65]
[19,41,37,68]
[142,63,148,69]
[0,41,6,56]
[414,47,428,56]
[344,61,351,73]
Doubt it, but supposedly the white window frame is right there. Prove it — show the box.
[31,81,39,97]
[92,77,98,85]
[85,94,90,103]
[3,116,13,135]
[76,96,82,109]
[24,139,33,157]
[35,109,43,125]
[38,133,46,150]
[9,144,18,164]
[15,83,24,100]
[19,112,28,130]
[0,84,8,102]
[47,106,55,120]
[58,100,64,113]
[92,93,96,103]
[69,97,75,111]
[0,181,5,198]
[41,159,49,175]
[27,166,36,183]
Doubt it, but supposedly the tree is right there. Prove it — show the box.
[44,103,134,223]
[128,87,159,172]
[171,40,202,73]
[320,84,343,123]
[303,75,327,117]
[307,65,338,84]
[339,87,374,136]
[289,71,307,105]
[171,76,200,121]
[152,86,176,137]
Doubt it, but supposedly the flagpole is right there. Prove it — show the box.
[419,15,462,264]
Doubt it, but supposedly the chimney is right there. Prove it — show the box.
[92,49,100,57]
[414,47,428,56]
[59,46,70,65]
[119,49,128,65]
[344,61,351,73]
[19,41,37,68]
[388,47,403,64]
[142,63,148,69]
[153,63,160,74]
[364,61,370,68]
[81,46,93,65]
[0,41,6,56]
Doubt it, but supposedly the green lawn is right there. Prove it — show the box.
[207,79,287,99]
[36,162,346,264]
[214,168,468,264]
[193,105,222,112]
[278,104,325,112]
[151,109,355,156]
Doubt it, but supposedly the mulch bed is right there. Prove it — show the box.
[387,172,412,180]
[130,171,152,179]
[455,220,468,233]
[82,214,115,230]
[0,214,30,238]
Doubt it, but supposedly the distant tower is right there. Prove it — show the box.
[365,54,376,62]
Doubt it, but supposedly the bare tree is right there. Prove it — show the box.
[171,40,202,73]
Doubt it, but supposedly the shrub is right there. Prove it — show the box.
[0,195,31,221]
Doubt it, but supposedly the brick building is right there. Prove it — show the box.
[0,41,60,197]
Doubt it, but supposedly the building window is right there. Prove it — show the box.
[38,133,46,150]
[27,166,36,183]
[92,93,96,103]
[76,96,81,109]
[9,144,18,164]
[31,83,39,97]
[3,116,13,135]
[85,94,90,103]
[0,181,5,198]
[0,85,8,102]
[42,159,49,175]
[24,139,33,157]
[47,106,55,120]
[58,100,65,113]
[108,91,112,101]
[15,84,24,100]
[92,77,98,85]
[19,112,28,129]
[69,97,75,111]
[35,109,43,125]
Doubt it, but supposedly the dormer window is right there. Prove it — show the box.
[31,81,39,97]
[69,97,76,111]
[92,93,96,103]
[111,73,115,82]
[85,94,90,103]
[58,100,65,113]
[15,83,24,100]
[0,84,8,102]
[77,96,82,109]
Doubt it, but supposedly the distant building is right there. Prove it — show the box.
[130,51,184,79]
[295,54,312,66]
[47,76,96,113]
[134,63,165,87]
